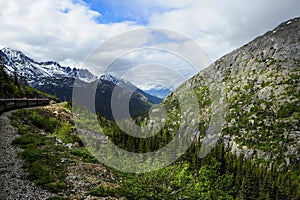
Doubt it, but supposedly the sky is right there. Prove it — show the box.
[0,0,299,90]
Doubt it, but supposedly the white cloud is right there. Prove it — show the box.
[104,50,198,90]
[147,0,300,60]
[121,63,186,91]
[81,28,212,90]
[0,0,140,67]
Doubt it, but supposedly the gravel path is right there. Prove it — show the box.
[0,110,54,200]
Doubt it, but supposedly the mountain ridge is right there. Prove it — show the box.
[0,47,162,119]
[0,47,97,83]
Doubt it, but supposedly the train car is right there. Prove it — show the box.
[0,98,50,114]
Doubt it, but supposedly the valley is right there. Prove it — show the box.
[0,17,299,199]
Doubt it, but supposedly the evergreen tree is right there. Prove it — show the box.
[13,68,19,87]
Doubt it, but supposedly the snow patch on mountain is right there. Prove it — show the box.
[0,47,165,100]
[0,47,97,84]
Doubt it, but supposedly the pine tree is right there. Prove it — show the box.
[13,69,19,87]
[0,56,8,80]
[0,55,14,97]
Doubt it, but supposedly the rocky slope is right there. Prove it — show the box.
[4,104,125,199]
[164,17,300,165]
[0,110,54,199]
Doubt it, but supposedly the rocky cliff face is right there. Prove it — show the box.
[164,17,300,165]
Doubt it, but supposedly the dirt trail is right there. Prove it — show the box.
[0,110,53,200]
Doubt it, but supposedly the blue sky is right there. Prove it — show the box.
[83,0,134,23]
[1,0,300,90]
[82,0,183,25]
[82,0,159,24]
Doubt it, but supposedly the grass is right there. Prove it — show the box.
[88,185,122,197]
[10,109,71,194]
[53,122,79,144]
[12,131,70,192]
[29,110,60,133]
[71,148,99,163]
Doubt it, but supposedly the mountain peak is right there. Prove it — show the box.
[1,47,35,64]
[1,47,21,54]
[0,47,98,84]
[99,74,119,83]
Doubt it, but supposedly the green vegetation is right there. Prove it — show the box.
[0,55,58,100]
[6,56,299,199]
[88,185,121,197]
[277,102,299,118]
[30,110,60,132]
[92,116,300,199]
[12,130,69,192]
[71,147,99,163]
[9,107,106,199]
[9,98,300,199]
[223,64,300,159]
[63,101,72,111]
[10,110,70,192]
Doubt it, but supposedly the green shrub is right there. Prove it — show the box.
[20,147,44,161]
[12,133,45,146]
[17,126,31,135]
[30,111,59,133]
[63,101,72,111]
[88,185,121,197]
[53,122,74,144]
[72,148,98,163]
[277,102,298,118]
[27,162,54,184]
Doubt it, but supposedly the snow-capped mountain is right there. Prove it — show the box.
[0,47,97,84]
[0,47,162,119]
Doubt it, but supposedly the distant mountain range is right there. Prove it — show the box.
[0,47,162,119]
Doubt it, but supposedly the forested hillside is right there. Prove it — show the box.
[68,17,300,199]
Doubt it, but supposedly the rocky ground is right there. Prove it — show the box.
[0,110,54,200]
[0,105,125,200]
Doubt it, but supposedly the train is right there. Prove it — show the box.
[0,98,50,113]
